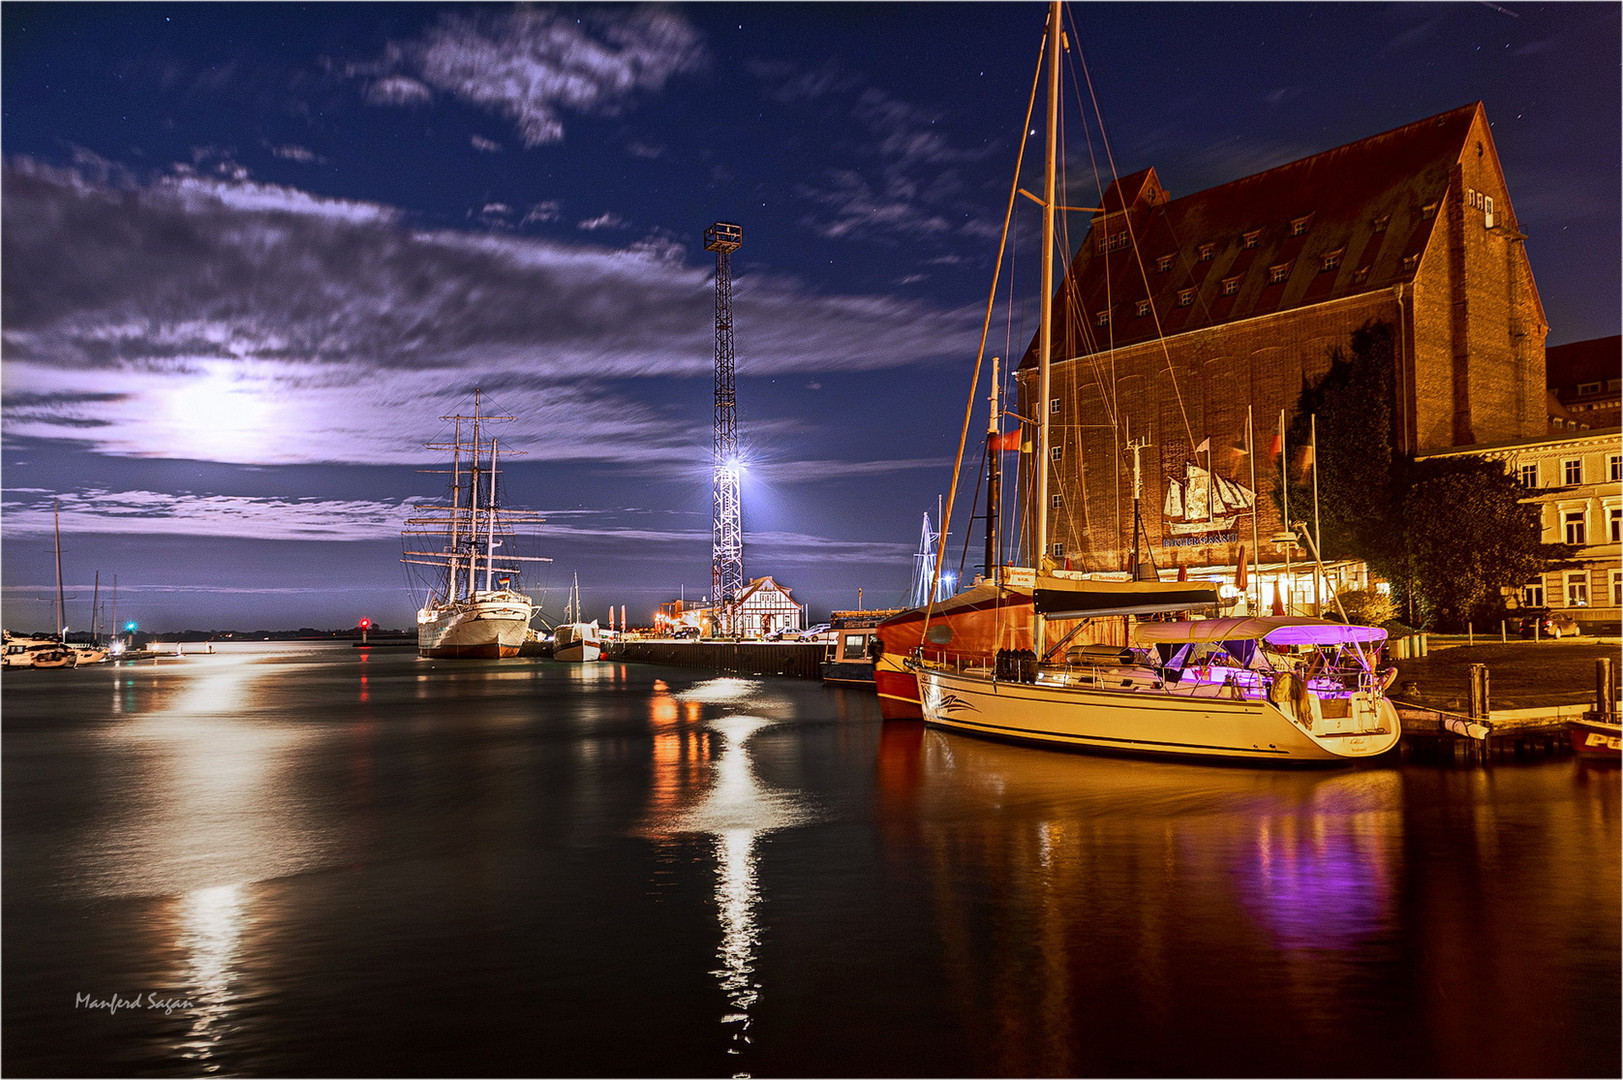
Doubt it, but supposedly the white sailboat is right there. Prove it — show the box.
[552,574,602,663]
[403,392,550,659]
[906,3,1399,764]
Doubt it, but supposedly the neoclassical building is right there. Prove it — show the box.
[1017,102,1547,580]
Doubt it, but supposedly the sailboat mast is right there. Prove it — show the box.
[484,437,499,592]
[986,356,1001,579]
[1034,0,1061,658]
[448,414,464,603]
[53,499,65,638]
[468,392,483,599]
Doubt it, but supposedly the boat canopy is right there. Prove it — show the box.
[1133,616,1388,647]
[1033,578,1222,619]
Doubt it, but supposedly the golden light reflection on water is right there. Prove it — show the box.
[640,679,815,1074]
[175,882,246,1072]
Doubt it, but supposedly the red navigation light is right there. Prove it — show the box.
[359,618,372,630]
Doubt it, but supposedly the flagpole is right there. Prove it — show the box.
[1279,408,1290,615]
[1311,413,1321,615]
[1248,406,1260,614]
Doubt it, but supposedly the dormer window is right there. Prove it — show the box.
[1243,230,1261,250]
[1177,288,1195,307]
[1290,215,1313,237]
[1096,310,1110,327]
[1320,250,1343,272]
[1578,381,1602,395]
[1135,299,1152,317]
[1221,276,1241,296]
[1372,214,1391,233]
[1197,243,1215,262]
[1267,263,1290,285]
[1421,201,1439,221]
[1402,254,1419,272]
[1353,265,1370,285]
[1156,254,1174,273]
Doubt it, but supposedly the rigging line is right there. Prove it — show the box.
[925,16,1048,634]
[1071,13,1199,459]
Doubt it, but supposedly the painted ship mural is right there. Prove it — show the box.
[1162,447,1254,539]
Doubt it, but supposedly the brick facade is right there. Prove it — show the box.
[1015,104,1548,576]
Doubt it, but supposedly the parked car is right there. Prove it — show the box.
[1518,609,1580,639]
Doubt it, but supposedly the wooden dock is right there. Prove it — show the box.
[606,639,826,679]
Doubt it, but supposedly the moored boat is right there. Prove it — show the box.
[821,609,904,685]
[889,2,1400,765]
[403,392,550,659]
[551,574,602,662]
[1567,716,1621,761]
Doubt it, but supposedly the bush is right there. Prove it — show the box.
[1333,587,1396,627]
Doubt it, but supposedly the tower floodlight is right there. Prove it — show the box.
[705,222,745,636]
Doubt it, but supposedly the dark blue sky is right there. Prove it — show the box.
[4,2,1618,632]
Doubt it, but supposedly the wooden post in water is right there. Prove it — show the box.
[1597,657,1618,717]
[1469,664,1490,720]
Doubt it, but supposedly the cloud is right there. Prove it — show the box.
[1,155,980,466]
[358,6,708,147]
[1,489,412,541]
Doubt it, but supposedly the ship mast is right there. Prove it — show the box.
[1033,0,1061,661]
[985,356,1001,580]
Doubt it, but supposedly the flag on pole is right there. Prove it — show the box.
[1194,437,1210,455]
[1235,545,1249,591]
[989,429,1021,452]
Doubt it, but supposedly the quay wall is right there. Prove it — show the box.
[607,640,825,679]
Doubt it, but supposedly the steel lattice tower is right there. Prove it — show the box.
[704,222,745,636]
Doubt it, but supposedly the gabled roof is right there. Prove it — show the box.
[1546,335,1621,389]
[737,575,794,602]
[1022,103,1493,369]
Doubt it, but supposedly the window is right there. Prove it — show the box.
[1096,231,1129,254]
[1522,580,1545,608]
[1177,288,1195,307]
[1563,509,1587,546]
[1051,494,1063,509]
[1320,250,1343,272]
[1372,214,1390,233]
[1156,254,1173,273]
[1578,381,1602,394]
[1198,243,1215,262]
[1518,463,1538,488]
[1353,266,1370,285]
[1050,542,1065,558]
[1609,454,1621,481]
[1096,309,1110,327]
[1051,445,1063,462]
[1421,201,1439,221]
[1610,506,1621,543]
[1267,263,1290,285]
[1136,299,1151,317]
[1402,254,1419,272]
[1612,569,1622,608]
[1566,571,1589,607]
[1243,230,1261,249]
[1050,398,1061,414]
[1563,458,1583,485]
[1290,215,1312,236]
[1221,277,1241,296]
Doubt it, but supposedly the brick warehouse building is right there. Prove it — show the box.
[1016,102,1547,584]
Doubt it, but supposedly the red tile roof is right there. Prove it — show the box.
[1021,103,1484,369]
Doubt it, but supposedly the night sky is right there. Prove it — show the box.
[3,2,1618,633]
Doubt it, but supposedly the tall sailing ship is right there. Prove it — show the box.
[403,392,550,658]
[882,2,1400,764]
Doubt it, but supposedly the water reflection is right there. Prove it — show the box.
[901,732,1404,1074]
[175,882,246,1071]
[640,678,814,1073]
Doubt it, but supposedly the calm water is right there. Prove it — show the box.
[4,642,1618,1078]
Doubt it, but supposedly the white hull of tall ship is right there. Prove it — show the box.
[914,666,1398,763]
[552,622,602,663]
[417,590,533,659]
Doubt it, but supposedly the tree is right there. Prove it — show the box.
[1281,321,1402,567]
[1284,319,1567,630]
[1395,457,1569,631]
